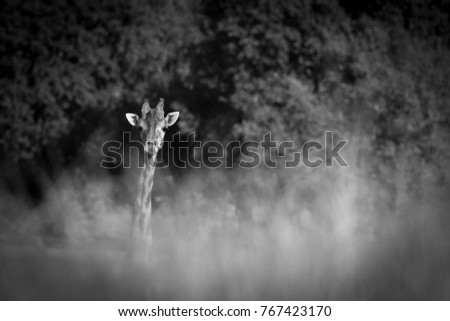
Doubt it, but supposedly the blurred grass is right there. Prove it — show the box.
[1,152,449,300]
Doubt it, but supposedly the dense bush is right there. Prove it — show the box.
[1,0,449,204]
[0,0,199,161]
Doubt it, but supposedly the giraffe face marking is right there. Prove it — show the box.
[126,99,179,157]
[139,110,167,156]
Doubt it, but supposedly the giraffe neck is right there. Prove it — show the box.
[138,161,155,211]
[134,157,156,240]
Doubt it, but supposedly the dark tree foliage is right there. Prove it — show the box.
[1,0,449,206]
[0,0,198,162]
[175,0,450,210]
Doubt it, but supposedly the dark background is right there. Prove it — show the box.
[0,0,449,300]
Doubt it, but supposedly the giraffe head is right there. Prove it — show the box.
[126,98,179,156]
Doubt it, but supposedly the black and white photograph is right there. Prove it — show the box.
[1,0,450,308]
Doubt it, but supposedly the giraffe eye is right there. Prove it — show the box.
[162,127,168,133]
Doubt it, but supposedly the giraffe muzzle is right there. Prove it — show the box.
[147,141,159,156]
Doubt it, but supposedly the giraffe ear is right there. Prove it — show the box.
[125,113,139,126]
[166,111,179,127]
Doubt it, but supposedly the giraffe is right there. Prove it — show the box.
[125,98,179,248]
